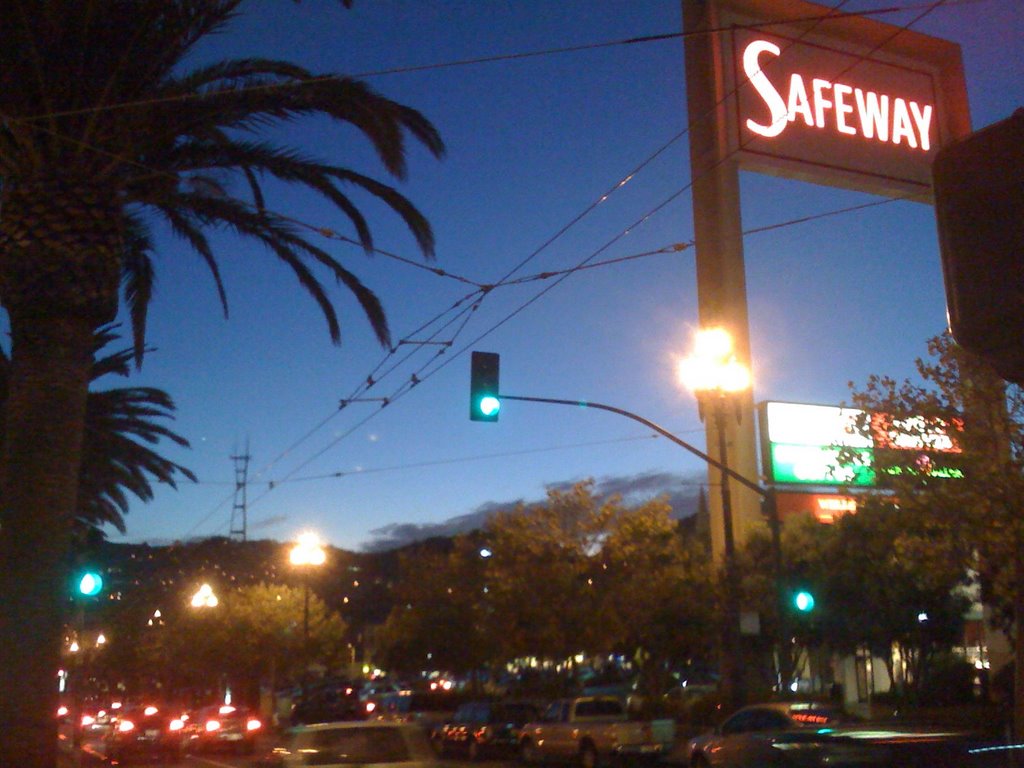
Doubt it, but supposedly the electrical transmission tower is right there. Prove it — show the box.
[229,446,251,541]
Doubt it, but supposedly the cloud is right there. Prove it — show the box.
[361,470,706,551]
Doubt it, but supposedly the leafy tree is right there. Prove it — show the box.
[0,3,442,764]
[847,333,1024,730]
[740,513,831,693]
[818,502,969,699]
[376,538,496,686]
[482,482,613,682]
[599,498,714,701]
[119,582,346,706]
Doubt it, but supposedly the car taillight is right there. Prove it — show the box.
[365,701,376,714]
[144,706,159,716]
[475,726,493,742]
[118,720,136,733]
[169,719,185,732]
[206,719,221,732]
[57,706,69,718]
[247,718,262,731]
[219,705,236,715]
[81,715,96,727]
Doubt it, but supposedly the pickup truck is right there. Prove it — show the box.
[518,696,675,768]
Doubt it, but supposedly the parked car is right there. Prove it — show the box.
[291,681,368,725]
[361,680,410,701]
[436,700,540,760]
[276,720,441,768]
[519,696,675,768]
[103,704,188,764]
[371,690,460,736]
[184,703,262,755]
[685,701,1000,767]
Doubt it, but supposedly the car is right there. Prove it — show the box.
[360,680,408,701]
[291,681,368,725]
[184,703,262,755]
[276,720,442,768]
[685,701,998,767]
[435,701,540,760]
[103,704,188,764]
[370,690,461,735]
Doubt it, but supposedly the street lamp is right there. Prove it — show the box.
[680,327,752,711]
[290,532,326,691]
[191,583,219,609]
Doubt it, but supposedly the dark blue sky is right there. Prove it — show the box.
[108,0,1024,551]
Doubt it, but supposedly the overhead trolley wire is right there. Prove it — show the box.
[13,1,982,124]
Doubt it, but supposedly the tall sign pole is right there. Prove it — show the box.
[682,0,763,562]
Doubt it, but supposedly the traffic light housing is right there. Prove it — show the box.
[933,110,1024,384]
[469,351,501,422]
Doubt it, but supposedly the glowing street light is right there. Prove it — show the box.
[191,583,219,609]
[289,532,327,568]
[678,327,752,403]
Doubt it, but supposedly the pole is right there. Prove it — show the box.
[302,576,310,696]
[70,601,85,768]
[682,0,761,562]
[713,404,744,712]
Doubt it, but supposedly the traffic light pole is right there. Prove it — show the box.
[499,394,767,497]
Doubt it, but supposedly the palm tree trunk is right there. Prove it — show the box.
[0,316,93,768]
[1014,560,1024,742]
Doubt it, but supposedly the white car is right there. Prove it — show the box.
[279,720,441,768]
[685,702,855,766]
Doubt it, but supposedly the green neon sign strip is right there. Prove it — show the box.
[769,444,875,486]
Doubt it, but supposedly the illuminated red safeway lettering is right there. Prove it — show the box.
[742,39,933,151]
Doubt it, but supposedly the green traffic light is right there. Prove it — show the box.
[470,351,501,422]
[78,572,103,597]
[794,590,815,613]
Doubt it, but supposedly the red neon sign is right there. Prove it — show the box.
[742,39,934,151]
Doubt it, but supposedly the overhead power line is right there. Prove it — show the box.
[15,1,981,124]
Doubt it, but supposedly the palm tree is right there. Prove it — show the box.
[0,4,444,765]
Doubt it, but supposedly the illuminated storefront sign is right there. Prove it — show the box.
[776,491,858,524]
[713,0,970,200]
[741,38,934,150]
[759,401,962,486]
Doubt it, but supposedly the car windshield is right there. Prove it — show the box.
[297,726,412,764]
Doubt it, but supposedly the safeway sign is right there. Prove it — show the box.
[714,0,970,200]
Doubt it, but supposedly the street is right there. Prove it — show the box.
[68,737,511,768]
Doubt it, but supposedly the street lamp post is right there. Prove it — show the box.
[680,327,752,712]
[289,532,326,693]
